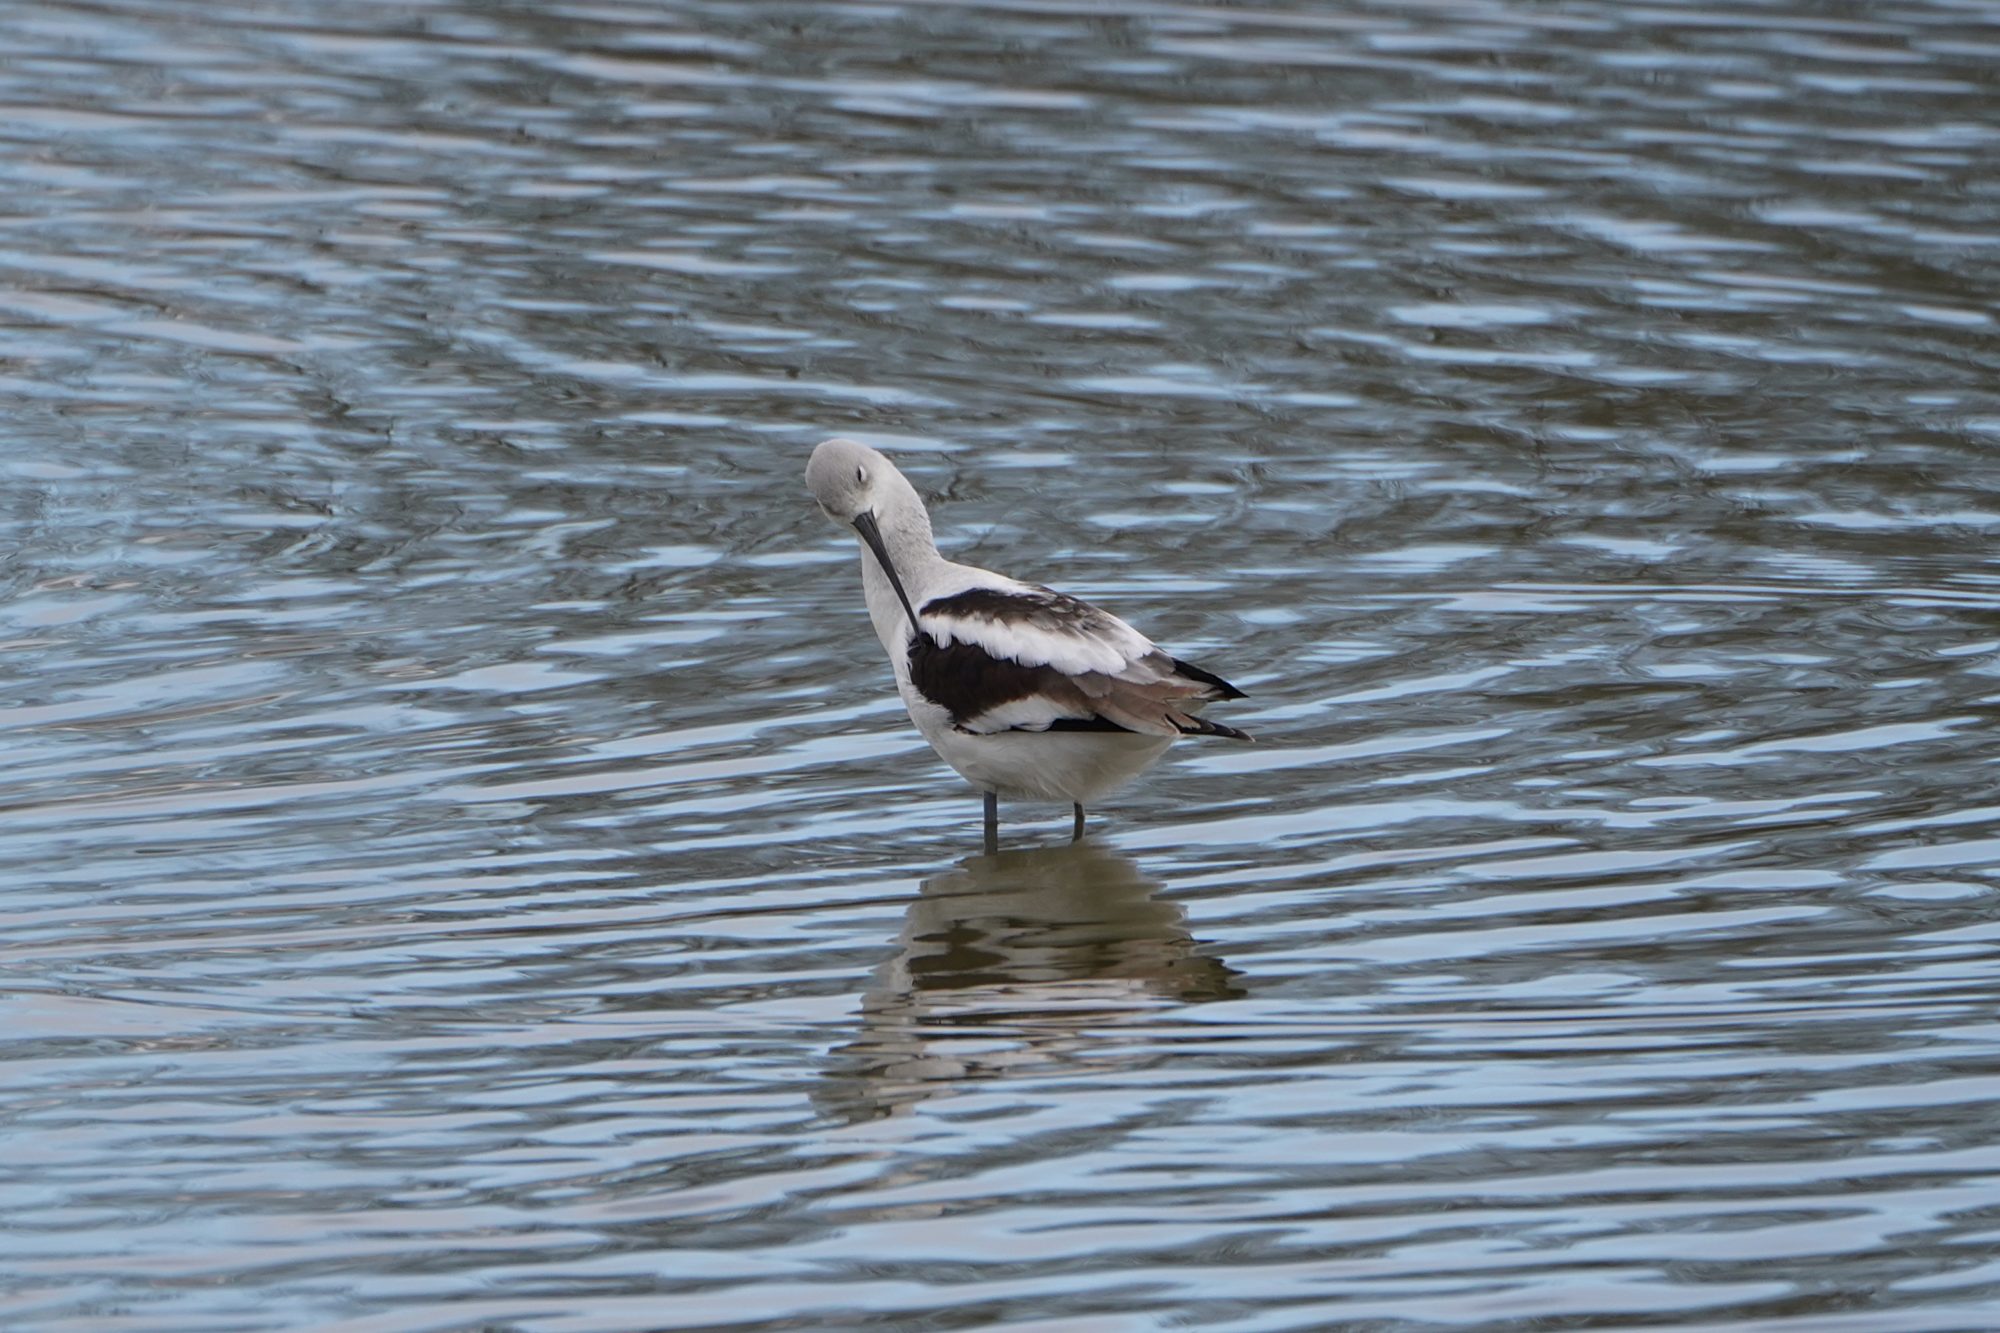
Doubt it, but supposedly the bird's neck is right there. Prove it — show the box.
[859,491,947,656]
[877,493,943,579]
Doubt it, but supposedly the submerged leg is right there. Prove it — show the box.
[983,791,998,855]
[1072,802,1086,842]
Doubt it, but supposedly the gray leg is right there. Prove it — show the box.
[1072,803,1086,842]
[984,791,998,855]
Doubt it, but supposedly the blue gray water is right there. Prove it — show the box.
[5,1,2000,1329]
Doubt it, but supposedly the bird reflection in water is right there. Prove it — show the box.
[819,838,1242,1121]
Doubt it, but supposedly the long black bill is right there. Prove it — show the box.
[852,511,920,632]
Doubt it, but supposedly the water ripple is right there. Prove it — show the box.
[4,0,2000,1328]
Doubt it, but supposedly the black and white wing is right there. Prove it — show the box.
[905,584,1249,740]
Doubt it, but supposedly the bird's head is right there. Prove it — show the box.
[806,436,925,630]
[805,436,897,527]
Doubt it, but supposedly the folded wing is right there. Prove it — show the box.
[906,585,1249,740]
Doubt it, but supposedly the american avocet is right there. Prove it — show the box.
[806,437,1250,846]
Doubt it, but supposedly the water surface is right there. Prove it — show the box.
[5,0,2000,1328]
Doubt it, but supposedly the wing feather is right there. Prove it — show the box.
[906,585,1250,740]
[918,585,1150,677]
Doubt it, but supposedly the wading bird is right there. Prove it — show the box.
[806,437,1250,848]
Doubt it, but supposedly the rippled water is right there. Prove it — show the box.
[6,0,2000,1328]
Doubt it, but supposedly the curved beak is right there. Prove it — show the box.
[852,511,920,632]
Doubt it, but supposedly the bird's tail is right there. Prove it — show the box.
[1070,655,1252,740]
[1174,715,1252,741]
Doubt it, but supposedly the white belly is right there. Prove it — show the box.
[899,682,1173,804]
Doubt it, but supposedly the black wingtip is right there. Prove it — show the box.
[1171,656,1248,700]
[1178,717,1253,742]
